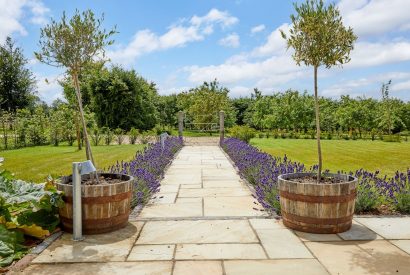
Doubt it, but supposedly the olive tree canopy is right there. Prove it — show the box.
[281,0,357,182]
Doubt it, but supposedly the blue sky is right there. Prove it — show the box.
[2,0,410,104]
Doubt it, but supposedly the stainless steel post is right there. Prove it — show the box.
[72,162,84,241]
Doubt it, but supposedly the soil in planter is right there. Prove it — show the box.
[293,175,344,184]
[65,174,123,185]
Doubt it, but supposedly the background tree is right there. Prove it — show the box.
[88,66,158,130]
[35,10,116,167]
[0,37,37,112]
[178,80,236,131]
[281,0,357,181]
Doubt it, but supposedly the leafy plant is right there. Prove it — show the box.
[0,172,63,267]
[0,224,26,267]
[395,179,410,214]
[281,0,357,181]
[114,128,125,145]
[101,127,114,145]
[228,125,256,143]
[355,181,380,213]
[128,127,139,145]
[35,9,116,167]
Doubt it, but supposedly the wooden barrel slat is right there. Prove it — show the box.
[57,173,133,235]
[278,173,357,234]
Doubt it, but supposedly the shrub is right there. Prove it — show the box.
[355,179,381,213]
[90,127,102,146]
[114,128,125,145]
[228,125,256,143]
[128,127,139,145]
[394,173,410,213]
[101,127,114,145]
[383,134,401,143]
[110,137,183,207]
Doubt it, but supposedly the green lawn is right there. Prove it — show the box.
[251,138,410,176]
[0,144,145,182]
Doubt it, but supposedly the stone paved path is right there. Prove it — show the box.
[19,145,410,275]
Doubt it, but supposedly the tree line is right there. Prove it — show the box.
[1,36,410,151]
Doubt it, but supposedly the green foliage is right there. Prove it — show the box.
[128,127,139,145]
[178,80,236,129]
[355,183,380,213]
[281,0,357,68]
[228,125,256,143]
[91,127,102,146]
[0,224,26,267]
[88,66,158,131]
[114,128,125,145]
[0,173,64,267]
[101,127,114,145]
[156,94,180,127]
[395,182,410,214]
[0,37,37,112]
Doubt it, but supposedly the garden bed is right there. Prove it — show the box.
[0,136,183,270]
[221,138,410,216]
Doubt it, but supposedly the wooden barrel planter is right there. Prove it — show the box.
[57,173,133,234]
[278,173,357,234]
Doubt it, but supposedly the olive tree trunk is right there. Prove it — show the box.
[314,66,322,182]
[72,72,95,166]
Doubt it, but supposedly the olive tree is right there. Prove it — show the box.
[281,0,357,182]
[35,10,116,167]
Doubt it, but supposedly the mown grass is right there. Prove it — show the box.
[251,138,410,176]
[1,144,145,182]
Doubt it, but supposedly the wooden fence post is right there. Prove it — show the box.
[178,111,184,138]
[219,111,225,145]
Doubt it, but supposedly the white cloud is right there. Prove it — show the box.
[251,24,265,34]
[348,41,410,68]
[190,8,238,27]
[35,74,64,104]
[251,23,290,57]
[392,80,410,92]
[339,0,410,36]
[26,0,50,25]
[0,0,49,43]
[219,33,240,48]
[321,71,410,98]
[109,9,238,64]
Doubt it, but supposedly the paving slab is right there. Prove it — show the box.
[175,243,267,260]
[355,217,410,239]
[203,179,246,188]
[307,240,410,275]
[338,220,382,241]
[137,220,258,244]
[32,222,143,263]
[294,231,342,242]
[127,245,175,261]
[173,261,223,275]
[179,187,250,197]
[21,262,173,275]
[223,259,329,275]
[139,202,202,218]
[148,193,177,204]
[204,196,266,217]
[175,197,202,203]
[390,240,410,255]
[158,185,179,193]
[249,219,285,230]
[256,229,313,259]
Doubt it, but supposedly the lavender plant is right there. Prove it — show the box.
[109,137,183,207]
[222,138,410,215]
